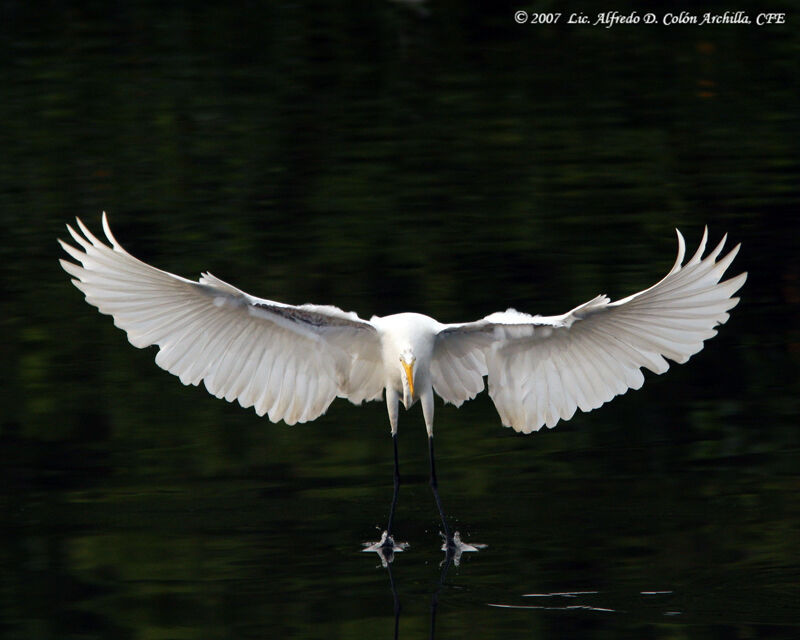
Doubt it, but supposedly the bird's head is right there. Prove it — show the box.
[399,349,416,406]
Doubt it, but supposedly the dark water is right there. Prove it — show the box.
[2,2,799,638]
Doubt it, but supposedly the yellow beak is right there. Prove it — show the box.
[401,361,415,397]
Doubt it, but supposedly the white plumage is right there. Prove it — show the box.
[59,214,746,435]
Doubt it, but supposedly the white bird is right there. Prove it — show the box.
[59,214,746,539]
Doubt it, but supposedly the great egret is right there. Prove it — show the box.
[60,214,745,540]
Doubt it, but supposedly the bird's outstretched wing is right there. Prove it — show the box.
[59,214,384,424]
[434,229,747,432]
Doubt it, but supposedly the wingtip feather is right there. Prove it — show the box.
[59,258,84,278]
[59,238,86,262]
[669,229,686,274]
[66,223,87,248]
[687,226,709,265]
[101,211,125,251]
[76,217,103,247]
[704,232,728,264]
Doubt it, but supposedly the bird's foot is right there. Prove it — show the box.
[440,530,487,567]
[363,531,409,567]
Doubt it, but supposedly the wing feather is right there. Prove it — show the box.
[60,214,384,424]
[435,229,746,432]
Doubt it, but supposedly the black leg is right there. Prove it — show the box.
[428,436,451,542]
[386,434,400,536]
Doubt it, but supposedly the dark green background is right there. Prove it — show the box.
[1,2,798,638]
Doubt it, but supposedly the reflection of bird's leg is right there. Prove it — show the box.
[422,390,451,543]
[430,540,454,639]
[387,560,401,640]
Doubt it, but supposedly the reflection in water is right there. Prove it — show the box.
[441,531,487,567]
[363,531,410,568]
[366,527,486,639]
[364,481,487,638]
[428,543,453,640]
[488,589,679,616]
[364,538,403,640]
[490,590,615,613]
